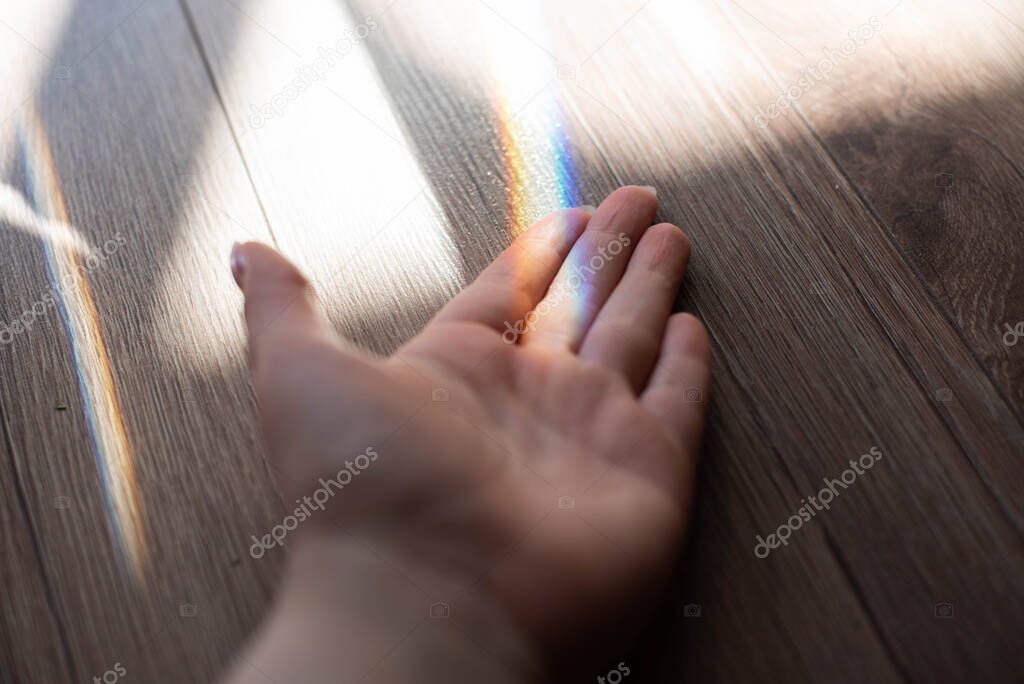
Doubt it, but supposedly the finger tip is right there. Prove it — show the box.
[230,241,246,288]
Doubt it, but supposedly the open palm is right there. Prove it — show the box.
[233,186,711,661]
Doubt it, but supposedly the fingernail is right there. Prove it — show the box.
[579,204,597,212]
[638,185,657,197]
[230,242,245,288]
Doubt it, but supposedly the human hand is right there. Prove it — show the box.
[226,186,711,681]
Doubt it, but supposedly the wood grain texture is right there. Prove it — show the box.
[181,0,467,357]
[342,0,1024,680]
[0,0,1022,682]
[0,1,283,682]
[729,0,1024,418]
[343,1,905,679]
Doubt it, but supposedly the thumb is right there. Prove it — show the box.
[230,241,334,371]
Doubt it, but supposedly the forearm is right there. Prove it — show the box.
[220,533,543,684]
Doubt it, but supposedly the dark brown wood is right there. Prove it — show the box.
[1,0,1022,681]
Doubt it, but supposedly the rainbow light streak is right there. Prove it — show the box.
[486,2,581,236]
[17,103,147,584]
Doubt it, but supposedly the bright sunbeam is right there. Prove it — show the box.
[0,181,93,255]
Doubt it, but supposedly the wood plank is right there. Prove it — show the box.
[0,9,76,683]
[730,0,1024,507]
[573,1,1024,679]
[321,0,909,680]
[327,0,1023,679]
[181,0,467,357]
[184,0,880,679]
[0,425,72,684]
[1,0,1021,681]
[0,1,284,681]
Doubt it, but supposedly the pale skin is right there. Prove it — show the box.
[221,186,711,683]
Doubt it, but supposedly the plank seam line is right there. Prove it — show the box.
[808,119,1024,432]
[710,3,1003,673]
[720,0,1024,438]
[710,315,912,680]
[341,10,900,673]
[958,124,1024,185]
[720,2,1024,538]
[173,0,288,580]
[698,326,909,681]
[0,400,79,681]
[792,117,1024,539]
[552,20,908,674]
[175,0,281,250]
[820,530,913,683]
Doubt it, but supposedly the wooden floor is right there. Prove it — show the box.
[1,0,1022,681]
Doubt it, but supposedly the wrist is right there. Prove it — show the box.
[223,531,544,683]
